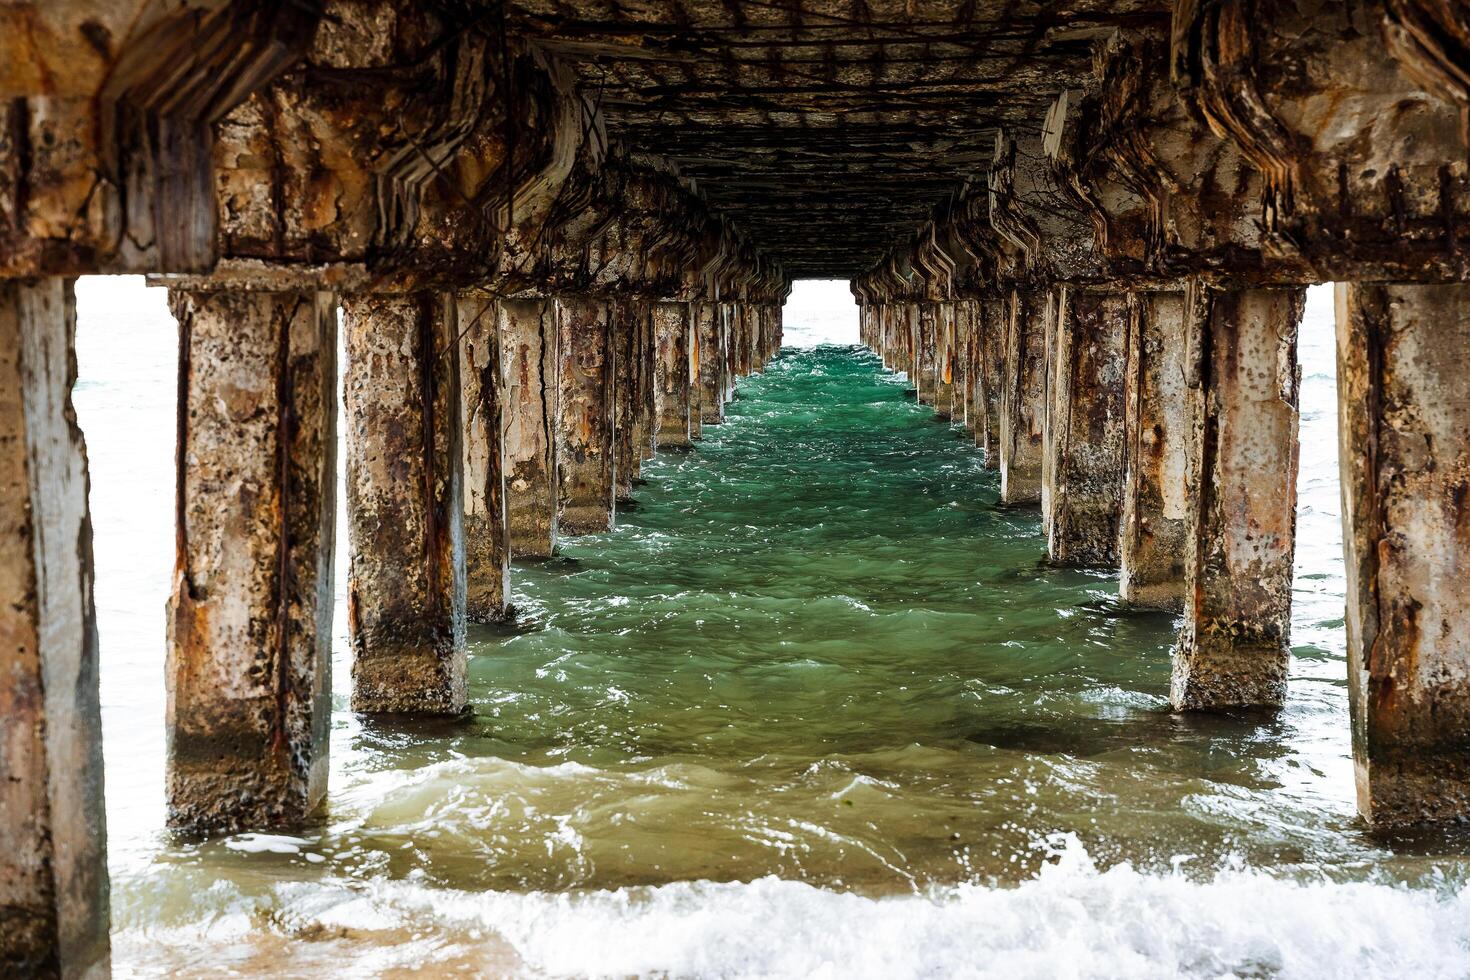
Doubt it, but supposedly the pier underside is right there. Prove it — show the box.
[5,2,1470,973]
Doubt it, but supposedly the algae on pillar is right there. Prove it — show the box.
[655,301,693,447]
[1338,282,1470,828]
[0,279,110,979]
[500,298,560,558]
[555,295,616,534]
[342,293,467,715]
[457,294,511,622]
[999,289,1047,504]
[1172,284,1302,712]
[1120,291,1193,610]
[167,288,336,832]
[1044,289,1128,567]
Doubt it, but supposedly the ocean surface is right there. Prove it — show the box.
[72,277,1470,978]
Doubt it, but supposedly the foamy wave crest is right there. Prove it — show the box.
[112,836,1470,978]
[373,835,1470,979]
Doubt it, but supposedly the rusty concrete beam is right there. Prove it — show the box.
[0,278,109,977]
[501,297,560,558]
[1172,283,1303,711]
[342,292,466,715]
[166,287,336,834]
[555,295,616,534]
[457,293,511,623]
[1338,281,1470,828]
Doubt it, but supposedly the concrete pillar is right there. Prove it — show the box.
[612,296,641,501]
[1120,291,1193,610]
[697,300,725,424]
[655,301,693,448]
[1044,288,1128,567]
[166,288,336,833]
[751,305,766,373]
[1338,282,1470,828]
[0,278,110,978]
[916,303,939,404]
[554,295,615,535]
[639,298,659,459]
[999,289,1048,504]
[688,306,705,440]
[1172,285,1302,712]
[457,294,510,622]
[500,297,559,558]
[879,305,895,371]
[954,301,972,431]
[342,293,466,716]
[721,302,738,399]
[975,296,1007,468]
[736,303,754,377]
[934,301,956,420]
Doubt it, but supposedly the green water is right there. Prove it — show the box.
[106,339,1470,977]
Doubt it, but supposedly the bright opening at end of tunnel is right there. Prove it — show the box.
[782,279,859,348]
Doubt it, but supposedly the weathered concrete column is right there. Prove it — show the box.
[0,278,110,978]
[736,303,755,377]
[697,300,726,424]
[1338,282,1470,827]
[1044,288,1128,567]
[953,301,971,430]
[750,305,767,373]
[688,306,705,440]
[915,303,939,404]
[639,299,660,459]
[934,301,956,420]
[879,305,896,371]
[655,301,693,447]
[999,289,1048,504]
[1120,291,1193,610]
[167,288,336,833]
[555,295,616,535]
[342,293,466,715]
[971,297,1006,466]
[500,297,559,557]
[1172,285,1302,712]
[721,302,739,399]
[612,297,641,501]
[457,294,510,622]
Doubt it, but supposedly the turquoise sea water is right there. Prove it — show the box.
[76,279,1470,978]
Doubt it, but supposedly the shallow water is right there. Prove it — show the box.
[76,279,1470,978]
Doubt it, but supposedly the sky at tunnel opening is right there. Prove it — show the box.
[783,279,859,348]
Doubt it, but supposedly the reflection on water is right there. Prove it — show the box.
[75,279,1470,977]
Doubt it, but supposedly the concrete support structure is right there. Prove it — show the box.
[697,300,726,424]
[1120,292,1193,610]
[655,301,693,448]
[1338,282,1470,828]
[555,295,616,535]
[999,290,1047,504]
[166,288,336,833]
[0,279,110,979]
[1171,286,1303,712]
[457,294,511,622]
[934,302,956,420]
[501,298,560,558]
[973,297,1006,468]
[915,303,939,404]
[342,294,467,716]
[612,297,642,501]
[1044,289,1128,567]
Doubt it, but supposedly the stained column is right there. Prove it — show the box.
[999,289,1047,504]
[1338,282,1470,827]
[0,279,110,978]
[555,295,616,534]
[1172,285,1302,711]
[915,303,939,404]
[953,301,971,430]
[697,300,726,424]
[1044,289,1128,566]
[688,305,705,440]
[973,296,1006,467]
[342,293,466,715]
[612,297,641,501]
[500,297,559,557]
[457,294,510,622]
[167,288,336,832]
[1119,291,1193,610]
[934,302,956,420]
[655,301,693,448]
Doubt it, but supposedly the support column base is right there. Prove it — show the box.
[1356,750,1470,830]
[1170,627,1287,711]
